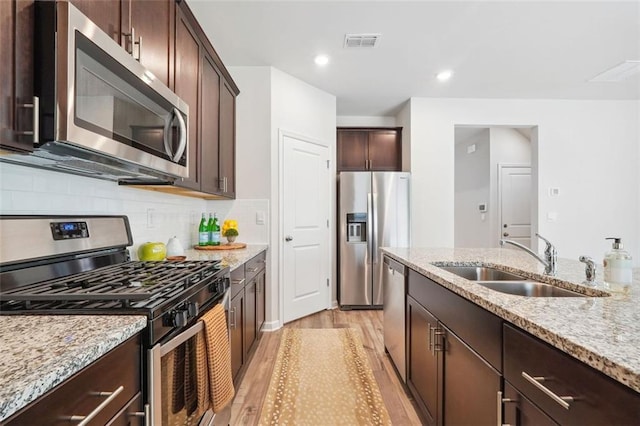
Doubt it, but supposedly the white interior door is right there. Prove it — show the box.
[499,166,532,248]
[282,134,331,323]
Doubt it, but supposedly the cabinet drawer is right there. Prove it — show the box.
[408,269,502,370]
[503,324,640,425]
[230,265,245,298]
[5,334,141,426]
[245,252,266,282]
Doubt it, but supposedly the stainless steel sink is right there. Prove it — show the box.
[439,265,587,297]
[477,281,585,297]
[439,265,525,281]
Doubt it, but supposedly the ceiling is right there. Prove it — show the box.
[189,1,640,116]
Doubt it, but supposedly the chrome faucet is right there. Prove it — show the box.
[500,233,558,276]
[579,256,597,286]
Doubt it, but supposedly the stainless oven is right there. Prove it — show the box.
[149,287,231,426]
[2,2,189,183]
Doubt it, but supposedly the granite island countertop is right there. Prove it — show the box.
[0,315,147,422]
[184,244,268,271]
[381,247,640,394]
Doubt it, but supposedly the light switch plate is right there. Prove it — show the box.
[256,211,266,225]
[547,212,558,222]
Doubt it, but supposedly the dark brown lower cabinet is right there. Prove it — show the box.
[503,382,558,426]
[256,270,266,337]
[244,279,257,356]
[5,334,142,425]
[407,296,441,425]
[230,289,244,380]
[442,326,501,426]
[504,324,640,425]
[407,294,501,426]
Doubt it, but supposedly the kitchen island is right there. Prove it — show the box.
[382,247,640,425]
[381,247,640,393]
[0,315,146,422]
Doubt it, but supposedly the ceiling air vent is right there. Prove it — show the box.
[344,33,381,48]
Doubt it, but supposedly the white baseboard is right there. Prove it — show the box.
[261,319,282,332]
[331,300,339,309]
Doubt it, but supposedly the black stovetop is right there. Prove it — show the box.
[0,260,223,311]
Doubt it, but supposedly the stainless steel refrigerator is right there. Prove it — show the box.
[338,171,410,308]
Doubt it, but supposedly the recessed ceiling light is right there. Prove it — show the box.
[314,55,329,66]
[436,70,453,82]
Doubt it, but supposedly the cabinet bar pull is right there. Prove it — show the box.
[232,278,245,286]
[230,307,236,328]
[62,385,124,425]
[521,372,573,410]
[497,390,517,426]
[429,325,435,355]
[16,96,39,144]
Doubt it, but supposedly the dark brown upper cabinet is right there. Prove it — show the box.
[172,0,239,199]
[1,0,35,153]
[70,0,173,87]
[337,127,402,172]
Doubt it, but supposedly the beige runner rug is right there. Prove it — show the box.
[259,328,392,425]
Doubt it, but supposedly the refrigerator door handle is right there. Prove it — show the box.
[371,193,379,264]
[367,192,373,265]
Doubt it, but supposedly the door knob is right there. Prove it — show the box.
[503,232,509,237]
[285,236,293,242]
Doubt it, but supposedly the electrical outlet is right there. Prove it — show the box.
[147,208,156,229]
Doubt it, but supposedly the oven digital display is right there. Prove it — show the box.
[50,221,89,240]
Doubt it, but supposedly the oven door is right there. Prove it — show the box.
[148,289,230,426]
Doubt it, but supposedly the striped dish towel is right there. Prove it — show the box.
[201,303,235,412]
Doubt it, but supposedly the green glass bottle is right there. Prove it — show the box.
[211,213,221,246]
[198,213,208,246]
[206,213,214,245]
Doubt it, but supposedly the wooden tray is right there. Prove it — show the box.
[194,242,247,250]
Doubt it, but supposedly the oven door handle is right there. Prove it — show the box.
[159,321,203,357]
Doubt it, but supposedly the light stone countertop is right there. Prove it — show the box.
[0,315,147,422]
[184,244,268,271]
[381,247,640,394]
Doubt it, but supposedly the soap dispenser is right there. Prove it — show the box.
[603,237,632,292]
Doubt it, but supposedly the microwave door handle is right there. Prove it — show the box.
[173,108,187,162]
[163,110,174,159]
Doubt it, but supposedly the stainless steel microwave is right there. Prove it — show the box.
[2,2,189,183]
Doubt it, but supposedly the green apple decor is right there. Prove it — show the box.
[138,242,167,261]
[223,228,239,243]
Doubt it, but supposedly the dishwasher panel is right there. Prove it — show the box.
[383,255,407,382]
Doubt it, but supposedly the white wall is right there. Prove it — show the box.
[454,128,491,247]
[270,67,337,327]
[336,116,396,127]
[396,102,412,172]
[232,67,271,200]
[229,66,336,330]
[408,98,640,265]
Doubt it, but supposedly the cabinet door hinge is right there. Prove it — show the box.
[327,278,330,287]
[326,219,329,228]
[326,160,330,169]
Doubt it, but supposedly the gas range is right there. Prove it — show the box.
[0,215,229,346]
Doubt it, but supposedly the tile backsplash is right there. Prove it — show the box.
[1,163,269,259]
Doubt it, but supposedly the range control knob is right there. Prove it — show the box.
[172,309,189,327]
[187,301,199,317]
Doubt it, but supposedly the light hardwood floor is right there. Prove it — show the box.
[215,309,424,425]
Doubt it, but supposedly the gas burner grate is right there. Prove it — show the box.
[0,260,221,306]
